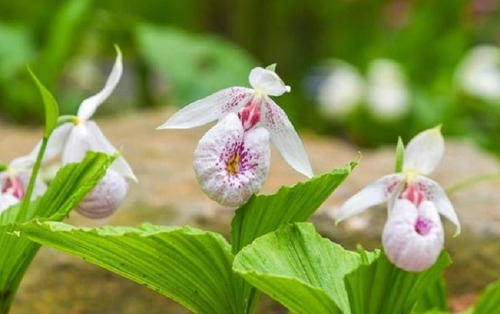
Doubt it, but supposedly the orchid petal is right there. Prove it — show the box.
[382,199,444,272]
[415,176,461,236]
[0,193,19,213]
[77,47,123,121]
[10,123,73,169]
[249,67,290,96]
[157,87,254,129]
[194,113,270,207]
[76,169,128,219]
[403,126,444,175]
[84,121,137,181]
[261,98,313,178]
[61,124,92,164]
[336,173,404,223]
[17,171,47,199]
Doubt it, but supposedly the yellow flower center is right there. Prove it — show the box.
[226,152,241,176]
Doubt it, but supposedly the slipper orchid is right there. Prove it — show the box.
[158,66,313,178]
[24,47,136,218]
[194,112,270,207]
[336,126,460,271]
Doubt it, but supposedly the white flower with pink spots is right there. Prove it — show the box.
[336,126,460,272]
[159,66,313,207]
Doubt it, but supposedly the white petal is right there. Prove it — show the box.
[0,193,19,213]
[382,199,444,272]
[61,122,136,181]
[261,98,313,178]
[17,171,47,199]
[77,48,123,121]
[249,67,290,96]
[10,123,73,169]
[415,176,461,236]
[403,126,444,175]
[76,169,128,219]
[157,87,254,129]
[61,124,91,164]
[193,113,270,207]
[84,121,137,181]
[336,173,404,223]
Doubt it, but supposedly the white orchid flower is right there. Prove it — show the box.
[316,61,365,120]
[158,66,313,178]
[193,113,270,207]
[0,155,46,213]
[336,126,460,272]
[23,47,135,218]
[366,59,409,120]
[456,45,500,102]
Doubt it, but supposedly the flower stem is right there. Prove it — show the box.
[16,136,49,222]
[446,172,500,194]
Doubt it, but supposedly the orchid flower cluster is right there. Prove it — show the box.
[0,48,135,218]
[159,66,460,272]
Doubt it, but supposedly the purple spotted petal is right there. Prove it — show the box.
[193,113,270,207]
[261,98,313,178]
[336,173,404,223]
[157,87,254,129]
[382,199,444,272]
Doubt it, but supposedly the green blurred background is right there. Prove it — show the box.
[1,0,500,154]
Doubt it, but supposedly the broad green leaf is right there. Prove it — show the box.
[135,24,256,106]
[0,152,112,312]
[473,280,500,314]
[413,277,448,313]
[344,250,451,314]
[19,222,244,314]
[231,161,357,254]
[233,223,378,314]
[27,66,59,138]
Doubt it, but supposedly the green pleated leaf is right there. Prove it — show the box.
[473,280,500,314]
[231,161,357,254]
[233,223,378,314]
[413,277,448,313]
[0,152,112,312]
[19,222,244,314]
[27,66,59,138]
[344,250,451,314]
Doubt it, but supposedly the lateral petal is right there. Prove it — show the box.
[84,121,137,182]
[10,123,73,169]
[261,98,313,178]
[157,87,254,129]
[403,126,444,175]
[416,175,461,236]
[249,67,291,96]
[336,173,404,223]
[77,47,123,121]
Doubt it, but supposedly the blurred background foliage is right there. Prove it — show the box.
[1,0,500,155]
